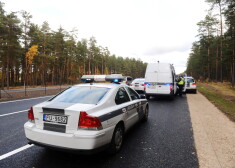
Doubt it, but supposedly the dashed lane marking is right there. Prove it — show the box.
[0,110,28,117]
[0,95,53,104]
[0,144,34,161]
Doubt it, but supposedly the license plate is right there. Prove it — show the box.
[43,114,67,124]
[135,84,139,87]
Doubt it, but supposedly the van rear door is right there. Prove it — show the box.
[155,72,172,94]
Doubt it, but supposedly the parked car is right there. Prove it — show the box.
[130,78,145,93]
[184,76,197,93]
[120,76,133,86]
[24,75,148,154]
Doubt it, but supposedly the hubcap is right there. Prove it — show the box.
[115,127,123,150]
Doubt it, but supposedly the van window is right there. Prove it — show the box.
[115,87,130,105]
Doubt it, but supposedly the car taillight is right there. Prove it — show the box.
[28,107,34,121]
[170,84,173,91]
[141,84,146,86]
[192,83,196,85]
[130,84,133,86]
[78,111,102,128]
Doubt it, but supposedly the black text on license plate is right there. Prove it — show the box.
[43,114,67,124]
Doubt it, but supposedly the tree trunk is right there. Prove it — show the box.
[219,2,223,82]
[216,43,219,82]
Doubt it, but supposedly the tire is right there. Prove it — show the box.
[146,95,150,100]
[194,90,197,94]
[107,124,124,154]
[142,106,149,122]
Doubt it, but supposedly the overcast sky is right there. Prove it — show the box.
[2,0,209,74]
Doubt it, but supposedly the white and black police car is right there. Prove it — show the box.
[24,74,148,154]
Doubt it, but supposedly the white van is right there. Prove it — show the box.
[144,63,177,99]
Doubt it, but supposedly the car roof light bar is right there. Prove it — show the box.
[81,74,124,83]
[105,74,124,83]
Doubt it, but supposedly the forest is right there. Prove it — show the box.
[0,1,147,89]
[186,0,235,85]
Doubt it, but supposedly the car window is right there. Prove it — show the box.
[126,87,140,100]
[115,87,130,105]
[50,86,110,104]
[186,78,195,83]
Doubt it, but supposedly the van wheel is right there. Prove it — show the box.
[107,124,124,154]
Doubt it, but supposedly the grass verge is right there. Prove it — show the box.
[197,85,235,122]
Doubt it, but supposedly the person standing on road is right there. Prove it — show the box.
[177,76,185,96]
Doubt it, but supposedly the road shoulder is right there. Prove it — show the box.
[187,92,235,168]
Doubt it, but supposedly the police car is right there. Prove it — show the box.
[24,74,148,154]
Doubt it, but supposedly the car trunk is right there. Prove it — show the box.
[33,102,95,134]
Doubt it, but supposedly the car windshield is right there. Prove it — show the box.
[50,86,110,104]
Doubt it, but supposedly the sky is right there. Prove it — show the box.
[2,0,209,74]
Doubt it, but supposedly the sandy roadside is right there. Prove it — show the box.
[187,93,235,168]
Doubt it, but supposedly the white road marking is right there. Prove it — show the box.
[0,95,53,104]
[0,144,34,161]
[0,110,28,117]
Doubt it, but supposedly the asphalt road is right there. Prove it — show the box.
[0,96,198,168]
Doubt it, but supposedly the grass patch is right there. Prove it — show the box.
[197,85,235,121]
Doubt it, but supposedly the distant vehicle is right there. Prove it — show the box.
[130,78,145,93]
[24,74,148,154]
[184,76,197,93]
[121,76,133,86]
[144,63,177,99]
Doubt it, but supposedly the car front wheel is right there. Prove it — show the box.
[142,106,149,122]
[146,95,150,100]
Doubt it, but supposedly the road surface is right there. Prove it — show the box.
[0,96,198,168]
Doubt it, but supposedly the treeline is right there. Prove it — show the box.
[0,2,147,89]
[186,0,234,85]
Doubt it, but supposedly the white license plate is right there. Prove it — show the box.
[43,114,67,124]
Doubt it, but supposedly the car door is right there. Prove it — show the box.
[126,87,144,121]
[114,87,135,130]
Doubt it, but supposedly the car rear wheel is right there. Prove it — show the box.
[194,89,197,94]
[107,124,124,154]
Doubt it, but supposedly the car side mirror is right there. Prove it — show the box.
[140,94,146,99]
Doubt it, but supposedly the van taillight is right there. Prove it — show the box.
[170,84,173,91]
[28,107,34,121]
[78,111,102,128]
